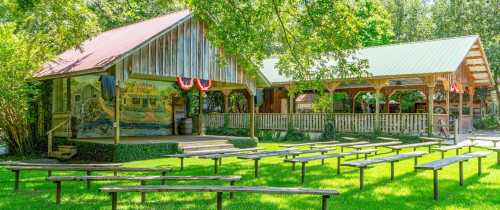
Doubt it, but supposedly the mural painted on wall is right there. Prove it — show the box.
[70,75,178,138]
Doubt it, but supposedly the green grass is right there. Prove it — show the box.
[0,143,499,210]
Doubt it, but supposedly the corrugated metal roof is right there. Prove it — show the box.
[33,10,191,79]
[261,35,480,83]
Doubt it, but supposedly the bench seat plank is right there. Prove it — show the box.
[285,149,377,163]
[387,142,438,150]
[47,175,242,182]
[416,156,470,170]
[279,141,338,148]
[311,141,370,149]
[7,166,169,172]
[0,162,121,167]
[342,151,427,168]
[100,185,339,195]
[346,141,402,149]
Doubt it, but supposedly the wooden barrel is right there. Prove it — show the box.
[179,118,193,135]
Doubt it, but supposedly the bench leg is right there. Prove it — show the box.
[395,150,400,155]
[48,170,52,177]
[497,151,500,165]
[216,192,223,210]
[441,151,445,159]
[469,146,472,153]
[341,146,344,152]
[229,181,235,199]
[219,158,222,166]
[364,153,368,160]
[86,171,91,189]
[56,181,61,204]
[413,147,417,152]
[322,195,330,210]
[140,181,146,203]
[359,168,364,190]
[433,170,439,200]
[321,152,326,165]
[14,170,20,192]
[111,192,118,210]
[478,157,482,176]
[456,148,460,156]
[113,171,118,176]
[180,157,184,171]
[337,157,341,175]
[390,161,395,181]
[292,154,297,171]
[161,171,167,185]
[459,161,464,186]
[214,158,219,174]
[301,162,306,184]
[254,159,260,178]
[428,145,432,153]
[414,157,418,172]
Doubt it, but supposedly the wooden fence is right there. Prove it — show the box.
[204,113,432,135]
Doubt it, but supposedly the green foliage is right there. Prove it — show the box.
[205,127,249,137]
[284,128,309,141]
[390,90,425,113]
[473,115,500,130]
[321,120,336,140]
[188,0,394,93]
[56,139,178,162]
[228,138,258,149]
[256,130,283,141]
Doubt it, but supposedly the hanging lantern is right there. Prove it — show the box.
[176,77,194,91]
[195,78,212,92]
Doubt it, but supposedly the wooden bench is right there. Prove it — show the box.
[284,149,378,183]
[238,148,336,177]
[377,137,400,141]
[47,175,241,204]
[6,166,170,192]
[99,185,339,210]
[341,137,359,141]
[198,151,261,174]
[161,147,260,170]
[432,142,476,159]
[342,151,427,190]
[279,140,338,149]
[415,151,490,200]
[0,161,122,167]
[491,147,500,165]
[470,136,500,147]
[311,141,370,152]
[345,141,402,157]
[419,136,449,145]
[386,141,439,154]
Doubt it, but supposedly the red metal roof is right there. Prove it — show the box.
[33,10,191,79]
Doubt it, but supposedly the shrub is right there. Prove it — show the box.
[228,138,258,148]
[284,128,310,141]
[473,115,500,130]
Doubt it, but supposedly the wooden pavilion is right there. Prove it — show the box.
[205,35,495,136]
[33,10,269,156]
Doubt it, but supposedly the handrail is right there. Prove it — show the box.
[47,119,69,135]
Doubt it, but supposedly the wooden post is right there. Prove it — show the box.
[172,96,178,135]
[222,90,231,113]
[249,91,255,138]
[14,170,20,192]
[198,91,205,136]
[458,91,463,134]
[216,192,223,210]
[420,76,436,137]
[55,181,61,204]
[390,161,395,181]
[111,192,117,210]
[114,80,121,144]
[368,79,387,133]
[254,159,260,177]
[337,157,341,175]
[141,181,146,203]
[459,161,464,186]
[301,162,306,184]
[359,167,364,190]
[322,195,330,210]
[433,170,439,200]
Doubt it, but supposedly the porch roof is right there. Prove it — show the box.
[262,35,493,86]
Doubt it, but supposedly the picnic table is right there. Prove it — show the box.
[161,147,260,170]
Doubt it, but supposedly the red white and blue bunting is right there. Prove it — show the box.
[176,76,194,91]
[195,78,212,92]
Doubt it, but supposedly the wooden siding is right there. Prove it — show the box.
[115,17,257,94]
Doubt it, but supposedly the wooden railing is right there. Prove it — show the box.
[47,119,69,155]
[381,113,427,135]
[205,113,431,135]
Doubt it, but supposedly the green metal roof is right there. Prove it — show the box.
[261,35,480,83]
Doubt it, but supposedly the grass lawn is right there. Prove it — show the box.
[0,143,499,210]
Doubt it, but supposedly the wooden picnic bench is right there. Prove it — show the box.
[161,147,260,170]
[377,137,400,141]
[238,148,336,177]
[6,166,170,192]
[0,161,122,167]
[432,142,476,159]
[415,151,490,200]
[341,137,359,141]
[345,141,402,157]
[99,185,339,210]
[342,151,427,190]
[419,136,449,145]
[284,149,378,183]
[198,151,262,174]
[47,175,241,204]
[279,141,338,149]
[311,141,370,152]
[470,136,500,147]
[491,147,500,165]
[386,142,439,154]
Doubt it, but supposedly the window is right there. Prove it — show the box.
[132,97,141,105]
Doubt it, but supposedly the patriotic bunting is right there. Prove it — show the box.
[176,76,194,91]
[195,78,212,92]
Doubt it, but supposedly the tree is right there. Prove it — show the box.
[0,0,100,154]
[187,0,393,89]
